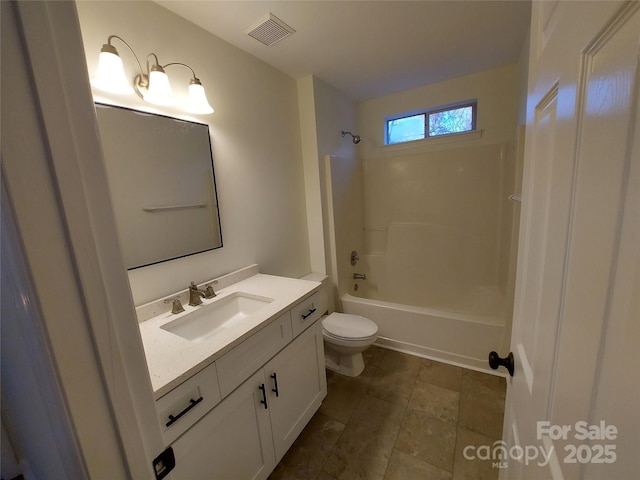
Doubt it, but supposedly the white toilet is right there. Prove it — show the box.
[322,312,378,377]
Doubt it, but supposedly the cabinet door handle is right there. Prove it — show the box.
[301,306,316,320]
[270,372,279,397]
[259,384,268,409]
[166,396,204,427]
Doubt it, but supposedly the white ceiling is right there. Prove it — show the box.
[155,0,531,101]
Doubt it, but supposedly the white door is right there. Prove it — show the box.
[502,1,640,479]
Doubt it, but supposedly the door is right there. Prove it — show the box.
[169,370,276,480]
[3,1,163,477]
[266,321,327,462]
[502,2,640,479]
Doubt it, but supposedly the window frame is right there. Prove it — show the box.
[385,100,478,145]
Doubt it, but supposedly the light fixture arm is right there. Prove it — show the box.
[105,35,145,79]
[162,62,209,92]
[136,60,200,90]
[163,62,197,78]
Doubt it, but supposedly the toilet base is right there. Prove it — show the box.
[324,348,365,377]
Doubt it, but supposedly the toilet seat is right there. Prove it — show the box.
[322,313,378,341]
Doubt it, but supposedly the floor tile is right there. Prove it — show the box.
[461,370,506,399]
[384,449,452,480]
[315,471,337,480]
[322,395,405,480]
[377,349,423,375]
[363,345,385,368]
[366,348,422,407]
[367,367,419,408]
[452,427,501,480]
[459,372,506,439]
[278,347,507,480]
[320,364,376,424]
[395,408,457,472]
[268,413,344,480]
[408,382,460,424]
[418,359,463,392]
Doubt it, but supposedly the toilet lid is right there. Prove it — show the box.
[322,313,378,340]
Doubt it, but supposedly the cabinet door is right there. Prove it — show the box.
[169,370,275,480]
[266,321,327,462]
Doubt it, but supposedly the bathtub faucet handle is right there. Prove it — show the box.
[353,273,366,280]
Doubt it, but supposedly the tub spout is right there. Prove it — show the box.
[353,273,366,280]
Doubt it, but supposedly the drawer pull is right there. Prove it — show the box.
[166,396,204,427]
[259,384,268,409]
[301,306,316,320]
[271,372,279,397]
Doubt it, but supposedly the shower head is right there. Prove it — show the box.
[341,130,361,144]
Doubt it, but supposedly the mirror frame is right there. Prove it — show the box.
[95,103,223,269]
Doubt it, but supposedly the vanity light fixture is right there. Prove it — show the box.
[91,35,214,114]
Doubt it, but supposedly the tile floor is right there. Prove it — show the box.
[269,346,506,480]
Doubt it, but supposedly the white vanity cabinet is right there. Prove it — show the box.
[161,289,327,479]
[168,369,276,480]
[264,318,326,462]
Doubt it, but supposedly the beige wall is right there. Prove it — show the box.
[76,1,311,305]
[297,75,360,309]
[357,64,519,157]
[297,76,325,275]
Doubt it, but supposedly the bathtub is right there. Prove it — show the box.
[341,293,506,373]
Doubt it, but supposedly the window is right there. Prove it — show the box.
[386,101,477,145]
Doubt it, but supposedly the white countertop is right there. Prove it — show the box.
[139,273,320,399]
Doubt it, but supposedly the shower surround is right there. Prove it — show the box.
[338,141,520,371]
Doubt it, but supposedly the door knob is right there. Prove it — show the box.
[488,351,514,377]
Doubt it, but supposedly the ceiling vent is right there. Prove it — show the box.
[244,13,295,46]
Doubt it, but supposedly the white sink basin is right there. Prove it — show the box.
[161,292,274,342]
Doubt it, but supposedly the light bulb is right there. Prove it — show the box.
[143,66,174,106]
[186,78,214,114]
[91,45,134,95]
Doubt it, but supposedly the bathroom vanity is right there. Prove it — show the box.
[137,266,328,479]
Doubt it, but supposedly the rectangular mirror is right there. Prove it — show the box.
[95,104,223,269]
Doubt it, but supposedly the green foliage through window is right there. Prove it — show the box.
[386,102,476,145]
